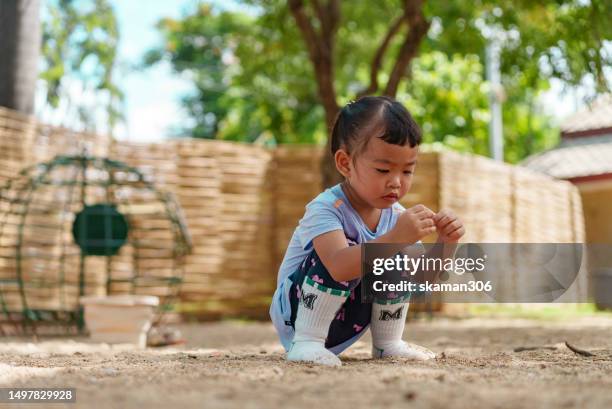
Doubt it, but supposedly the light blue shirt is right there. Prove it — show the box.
[270,183,405,352]
[275,183,405,285]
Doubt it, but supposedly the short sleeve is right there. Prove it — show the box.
[388,201,406,230]
[392,201,406,213]
[296,201,344,251]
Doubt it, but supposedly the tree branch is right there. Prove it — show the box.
[311,0,328,36]
[311,0,340,42]
[288,0,342,188]
[288,0,339,127]
[288,0,324,63]
[357,14,405,98]
[327,0,340,39]
[384,0,430,97]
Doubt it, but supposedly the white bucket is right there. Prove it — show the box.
[80,295,159,348]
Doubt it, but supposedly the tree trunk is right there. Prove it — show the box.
[289,0,429,189]
[0,0,41,114]
[288,0,342,189]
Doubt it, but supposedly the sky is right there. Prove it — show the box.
[112,0,209,142]
[36,0,600,143]
[110,0,260,142]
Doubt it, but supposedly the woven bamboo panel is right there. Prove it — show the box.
[106,142,187,303]
[0,127,112,308]
[513,167,576,243]
[0,107,112,204]
[399,151,439,243]
[398,151,443,310]
[0,156,109,313]
[0,108,37,175]
[0,108,111,168]
[559,186,588,302]
[439,150,514,242]
[511,167,587,302]
[569,186,586,243]
[110,139,277,317]
[213,141,274,312]
[271,146,323,273]
[0,108,589,319]
[110,141,179,188]
[172,140,224,302]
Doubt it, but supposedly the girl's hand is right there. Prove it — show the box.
[433,209,465,243]
[392,204,436,243]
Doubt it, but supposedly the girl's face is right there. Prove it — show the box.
[336,136,418,209]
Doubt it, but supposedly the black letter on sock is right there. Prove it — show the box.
[301,293,318,310]
[379,306,403,321]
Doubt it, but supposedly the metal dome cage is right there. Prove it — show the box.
[0,154,192,335]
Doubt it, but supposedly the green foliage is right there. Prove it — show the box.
[143,4,242,139]
[401,52,559,162]
[144,3,325,143]
[423,0,611,93]
[40,0,123,131]
[146,0,608,161]
[401,53,491,156]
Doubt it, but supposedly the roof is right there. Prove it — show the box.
[561,94,612,136]
[521,135,612,179]
[522,94,612,180]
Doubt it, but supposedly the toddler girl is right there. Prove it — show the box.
[269,96,465,366]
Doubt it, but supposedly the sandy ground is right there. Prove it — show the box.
[1,316,612,409]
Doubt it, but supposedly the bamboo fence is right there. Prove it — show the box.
[0,108,587,319]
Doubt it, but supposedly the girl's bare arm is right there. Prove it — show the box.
[313,205,436,282]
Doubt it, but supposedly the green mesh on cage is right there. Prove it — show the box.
[0,155,192,334]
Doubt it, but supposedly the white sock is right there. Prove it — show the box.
[370,299,436,360]
[287,277,350,367]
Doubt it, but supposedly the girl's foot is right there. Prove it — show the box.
[372,341,436,360]
[287,341,342,367]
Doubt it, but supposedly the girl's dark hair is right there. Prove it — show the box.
[330,96,422,157]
